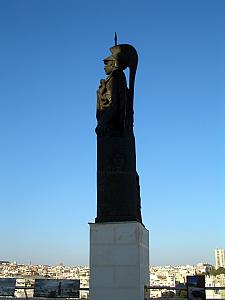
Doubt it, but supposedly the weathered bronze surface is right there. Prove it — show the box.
[95,41,142,223]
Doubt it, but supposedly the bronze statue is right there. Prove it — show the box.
[96,43,138,136]
[95,37,142,223]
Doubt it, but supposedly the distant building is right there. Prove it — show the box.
[215,249,225,269]
[196,263,213,274]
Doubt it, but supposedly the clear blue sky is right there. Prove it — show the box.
[0,0,224,266]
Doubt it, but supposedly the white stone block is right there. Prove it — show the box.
[89,222,149,300]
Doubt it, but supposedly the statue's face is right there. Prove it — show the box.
[104,60,115,75]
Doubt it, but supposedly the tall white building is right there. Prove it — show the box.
[215,248,225,269]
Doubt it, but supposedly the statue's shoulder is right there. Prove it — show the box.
[104,70,119,85]
[110,69,126,84]
[104,70,126,91]
[111,69,123,77]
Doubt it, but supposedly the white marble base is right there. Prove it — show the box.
[89,221,149,300]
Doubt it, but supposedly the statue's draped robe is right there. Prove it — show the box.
[96,69,142,223]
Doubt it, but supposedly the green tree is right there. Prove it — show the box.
[208,267,225,276]
[216,267,225,275]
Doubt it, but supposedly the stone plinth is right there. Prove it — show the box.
[89,222,149,300]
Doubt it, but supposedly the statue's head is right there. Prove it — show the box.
[109,46,129,70]
[103,43,138,101]
[103,44,138,71]
[103,56,116,75]
[109,44,138,70]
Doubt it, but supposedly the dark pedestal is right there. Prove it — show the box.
[96,133,142,223]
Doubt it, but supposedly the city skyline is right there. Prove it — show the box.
[0,256,223,268]
[0,0,225,266]
[1,261,224,299]
[0,258,222,268]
